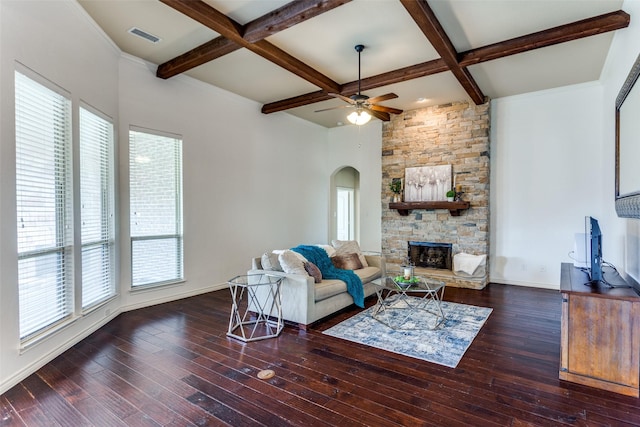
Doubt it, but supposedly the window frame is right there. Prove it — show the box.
[79,103,117,311]
[128,127,184,289]
[15,66,74,342]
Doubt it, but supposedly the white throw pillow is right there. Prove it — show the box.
[314,244,336,258]
[261,252,283,271]
[331,240,368,268]
[273,248,307,262]
[278,250,308,276]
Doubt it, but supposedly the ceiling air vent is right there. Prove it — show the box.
[127,27,161,44]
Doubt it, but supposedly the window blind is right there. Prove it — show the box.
[80,107,115,309]
[15,70,73,339]
[129,129,183,287]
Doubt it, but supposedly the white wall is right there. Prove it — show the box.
[600,0,640,286]
[118,55,330,310]
[491,82,606,288]
[490,0,640,290]
[0,0,121,393]
[327,123,382,252]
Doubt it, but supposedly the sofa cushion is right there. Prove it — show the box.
[332,240,368,267]
[314,279,347,302]
[331,253,363,270]
[314,266,380,302]
[304,261,322,283]
[354,266,381,283]
[278,250,307,276]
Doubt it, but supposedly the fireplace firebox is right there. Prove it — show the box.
[408,241,452,270]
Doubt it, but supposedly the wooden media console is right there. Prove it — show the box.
[559,263,640,397]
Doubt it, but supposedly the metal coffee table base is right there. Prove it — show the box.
[371,277,446,330]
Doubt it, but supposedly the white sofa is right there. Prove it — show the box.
[248,252,383,329]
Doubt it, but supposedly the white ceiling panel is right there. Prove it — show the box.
[430,0,623,51]
[469,32,614,99]
[186,49,319,103]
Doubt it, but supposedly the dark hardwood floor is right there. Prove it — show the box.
[2,283,639,426]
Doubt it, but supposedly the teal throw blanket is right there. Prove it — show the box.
[291,245,364,308]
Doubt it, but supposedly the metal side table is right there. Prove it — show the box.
[227,274,284,342]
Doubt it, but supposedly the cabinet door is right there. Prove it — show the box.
[567,294,639,387]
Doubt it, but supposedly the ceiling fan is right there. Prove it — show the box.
[316,44,403,125]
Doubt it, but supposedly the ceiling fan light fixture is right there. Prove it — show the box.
[347,110,371,125]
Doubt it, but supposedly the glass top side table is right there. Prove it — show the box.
[227,274,284,342]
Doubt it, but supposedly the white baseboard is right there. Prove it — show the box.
[121,283,227,312]
[490,278,559,290]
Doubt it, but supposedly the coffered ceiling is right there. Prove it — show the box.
[78,0,628,128]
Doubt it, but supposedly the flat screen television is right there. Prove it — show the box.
[584,216,603,285]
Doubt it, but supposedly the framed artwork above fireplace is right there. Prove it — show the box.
[404,165,452,202]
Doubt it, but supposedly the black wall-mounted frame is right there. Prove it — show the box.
[615,52,640,219]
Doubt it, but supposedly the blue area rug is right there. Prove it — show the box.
[323,297,492,368]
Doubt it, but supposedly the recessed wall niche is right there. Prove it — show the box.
[381,101,490,289]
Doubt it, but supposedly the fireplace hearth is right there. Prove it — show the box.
[408,241,452,270]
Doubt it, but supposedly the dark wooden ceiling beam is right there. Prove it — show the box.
[458,10,630,67]
[399,0,485,105]
[341,58,449,94]
[157,37,240,79]
[262,90,333,114]
[262,58,448,114]
[242,0,351,43]
[159,0,341,92]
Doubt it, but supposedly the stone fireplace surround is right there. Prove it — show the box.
[381,101,490,290]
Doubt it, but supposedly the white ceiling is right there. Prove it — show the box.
[78,0,626,128]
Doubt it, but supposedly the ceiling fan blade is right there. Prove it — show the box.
[328,93,355,105]
[366,93,398,104]
[369,104,403,115]
[364,107,390,122]
[314,104,353,113]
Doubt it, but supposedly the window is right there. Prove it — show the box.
[129,129,183,288]
[336,187,355,240]
[333,166,360,242]
[15,70,73,339]
[80,107,115,309]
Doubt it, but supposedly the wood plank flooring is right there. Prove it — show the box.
[2,283,640,426]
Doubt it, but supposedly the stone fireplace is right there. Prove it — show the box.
[381,101,490,289]
[408,241,452,270]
